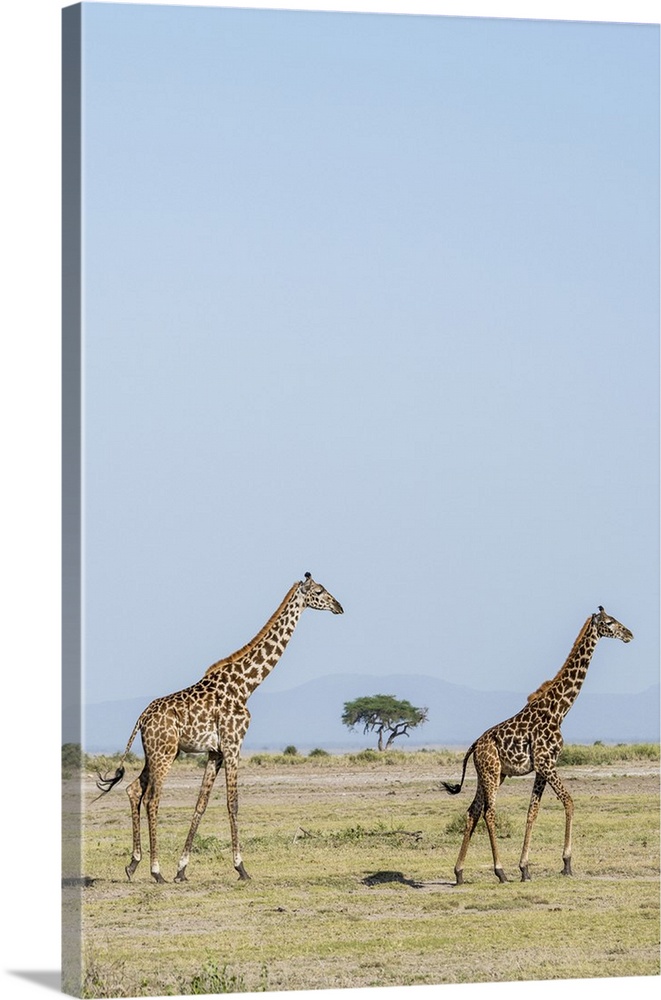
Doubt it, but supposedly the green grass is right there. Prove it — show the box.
[66,747,660,997]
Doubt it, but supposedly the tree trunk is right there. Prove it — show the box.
[385,723,409,749]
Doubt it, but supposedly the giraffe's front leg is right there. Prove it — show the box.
[174,752,223,882]
[224,754,249,880]
[519,774,547,881]
[222,717,250,881]
[545,769,574,876]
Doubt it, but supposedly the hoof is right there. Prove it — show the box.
[125,860,139,882]
[174,870,188,883]
[151,871,167,884]
[454,871,464,886]
[495,868,508,883]
[235,862,251,881]
[562,859,573,876]
[520,866,531,882]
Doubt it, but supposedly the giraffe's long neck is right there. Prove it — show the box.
[529,616,599,723]
[204,582,305,696]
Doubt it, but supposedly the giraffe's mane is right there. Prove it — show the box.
[203,581,299,677]
[526,615,594,703]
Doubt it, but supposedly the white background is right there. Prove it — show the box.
[1,3,659,1000]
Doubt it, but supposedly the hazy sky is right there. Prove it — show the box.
[78,1,659,720]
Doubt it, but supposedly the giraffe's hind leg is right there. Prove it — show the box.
[468,743,507,883]
[139,745,178,884]
[134,721,178,884]
[482,773,507,884]
[453,784,484,885]
[125,767,149,881]
[143,771,169,883]
[519,774,547,881]
[174,751,223,882]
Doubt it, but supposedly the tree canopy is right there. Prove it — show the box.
[341,694,428,751]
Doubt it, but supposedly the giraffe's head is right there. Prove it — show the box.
[594,606,633,643]
[299,572,344,614]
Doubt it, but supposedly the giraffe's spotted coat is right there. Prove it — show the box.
[442,606,633,884]
[96,573,343,883]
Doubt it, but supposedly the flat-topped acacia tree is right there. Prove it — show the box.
[342,694,428,751]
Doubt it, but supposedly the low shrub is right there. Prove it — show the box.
[245,751,306,766]
[559,743,659,766]
[192,834,225,857]
[347,749,381,763]
[182,961,268,995]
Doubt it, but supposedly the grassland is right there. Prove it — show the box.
[63,746,660,997]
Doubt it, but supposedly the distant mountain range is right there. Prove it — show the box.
[76,672,660,754]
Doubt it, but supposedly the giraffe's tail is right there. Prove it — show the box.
[440,779,463,795]
[95,764,126,796]
[440,742,476,796]
[94,714,143,798]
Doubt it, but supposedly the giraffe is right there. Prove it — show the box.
[96,572,343,883]
[441,606,633,884]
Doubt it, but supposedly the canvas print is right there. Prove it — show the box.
[62,2,660,998]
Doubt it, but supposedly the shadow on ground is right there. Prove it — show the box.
[361,870,425,888]
[362,870,457,889]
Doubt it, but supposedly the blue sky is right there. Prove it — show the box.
[77,2,659,717]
